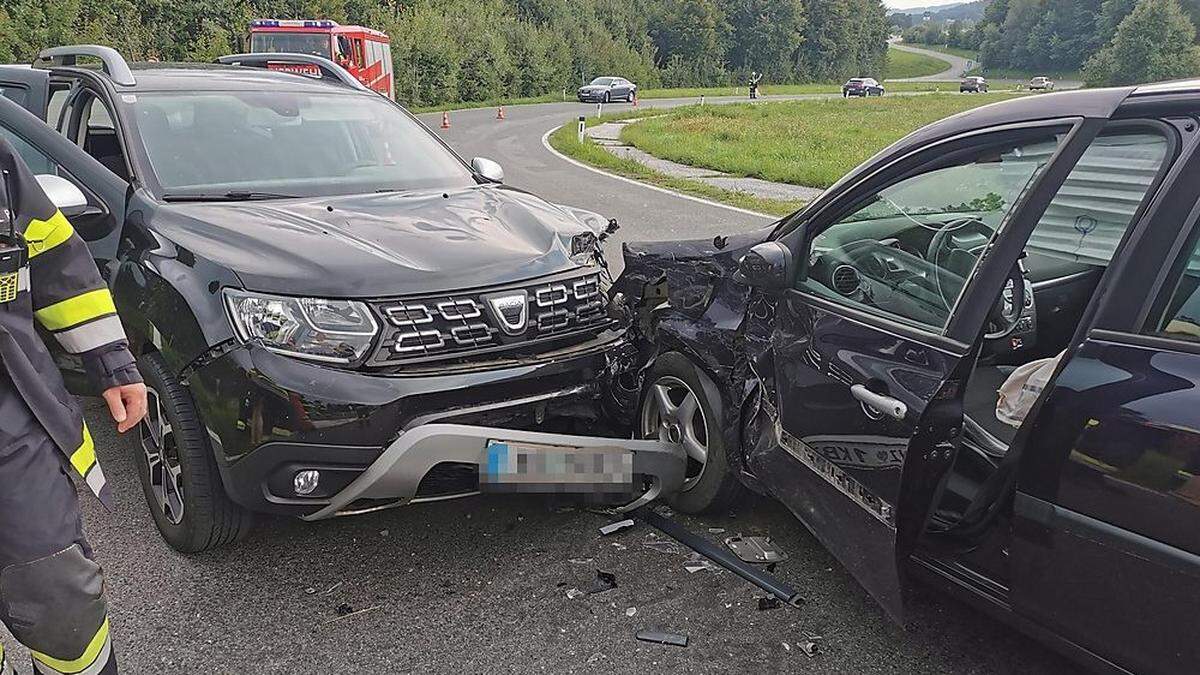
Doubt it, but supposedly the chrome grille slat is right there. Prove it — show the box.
[371,273,610,366]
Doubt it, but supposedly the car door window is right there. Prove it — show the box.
[799,134,1061,331]
[0,124,58,175]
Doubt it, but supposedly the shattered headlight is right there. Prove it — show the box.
[224,290,378,364]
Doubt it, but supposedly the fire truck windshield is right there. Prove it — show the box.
[249,32,331,58]
[127,91,476,198]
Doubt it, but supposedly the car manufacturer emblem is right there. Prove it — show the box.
[487,291,528,335]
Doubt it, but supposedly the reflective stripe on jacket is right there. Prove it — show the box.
[0,137,141,508]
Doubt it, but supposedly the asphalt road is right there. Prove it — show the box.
[40,98,1082,674]
[889,41,972,81]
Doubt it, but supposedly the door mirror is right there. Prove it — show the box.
[471,157,504,183]
[35,174,87,216]
[736,242,793,290]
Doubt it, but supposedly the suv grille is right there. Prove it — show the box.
[369,272,610,366]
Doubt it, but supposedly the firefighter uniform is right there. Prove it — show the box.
[0,137,140,673]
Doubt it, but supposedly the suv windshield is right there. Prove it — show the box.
[126,91,475,198]
[249,33,331,58]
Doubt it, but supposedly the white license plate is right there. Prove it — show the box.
[480,440,634,493]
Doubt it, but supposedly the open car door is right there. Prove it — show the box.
[742,113,1117,622]
[0,66,49,119]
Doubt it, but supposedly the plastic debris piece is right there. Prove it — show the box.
[588,570,618,595]
[335,603,354,616]
[798,633,822,657]
[642,538,682,555]
[636,630,688,647]
[758,596,782,611]
[566,588,585,600]
[600,518,636,535]
[625,607,637,617]
[568,557,594,565]
[683,555,721,574]
[380,529,389,537]
[725,535,789,564]
[611,542,627,550]
[304,587,317,595]
[708,527,726,534]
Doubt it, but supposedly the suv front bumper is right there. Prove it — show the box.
[300,424,685,520]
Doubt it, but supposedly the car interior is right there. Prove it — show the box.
[803,128,1172,531]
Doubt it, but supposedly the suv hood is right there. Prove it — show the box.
[155,185,595,298]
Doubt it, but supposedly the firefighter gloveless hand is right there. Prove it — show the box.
[103,382,147,433]
[0,136,141,674]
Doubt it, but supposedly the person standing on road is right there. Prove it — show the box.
[0,137,146,674]
[749,71,763,99]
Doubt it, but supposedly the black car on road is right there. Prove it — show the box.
[616,81,1200,674]
[842,77,885,97]
[0,46,684,553]
[577,76,637,103]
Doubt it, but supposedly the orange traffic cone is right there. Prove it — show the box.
[441,111,451,130]
[497,106,506,120]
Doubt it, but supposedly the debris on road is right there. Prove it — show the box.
[323,603,381,626]
[683,555,721,574]
[725,535,788,564]
[588,570,618,595]
[707,527,726,534]
[600,518,635,535]
[798,633,822,657]
[625,607,637,617]
[566,588,585,600]
[758,596,782,611]
[568,557,594,565]
[635,630,689,647]
[641,536,681,555]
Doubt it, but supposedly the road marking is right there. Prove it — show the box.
[539,126,776,221]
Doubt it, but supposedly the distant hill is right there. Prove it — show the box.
[890,1,988,22]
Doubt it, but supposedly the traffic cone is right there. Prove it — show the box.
[497,105,506,120]
[441,111,450,130]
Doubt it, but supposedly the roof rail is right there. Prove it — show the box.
[215,53,369,92]
[33,45,135,86]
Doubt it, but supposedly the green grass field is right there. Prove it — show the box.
[618,93,1024,190]
[907,43,980,62]
[884,45,952,79]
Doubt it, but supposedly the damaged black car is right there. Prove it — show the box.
[0,46,686,553]
[616,82,1200,673]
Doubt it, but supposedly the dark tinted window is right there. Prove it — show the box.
[249,32,331,58]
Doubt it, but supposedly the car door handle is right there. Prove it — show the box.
[851,385,907,421]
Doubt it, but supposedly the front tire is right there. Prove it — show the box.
[135,352,252,553]
[603,91,610,104]
[640,353,743,513]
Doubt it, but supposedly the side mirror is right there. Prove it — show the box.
[471,157,504,183]
[735,242,793,291]
[35,174,87,217]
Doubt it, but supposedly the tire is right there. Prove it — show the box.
[640,352,744,513]
[603,91,610,103]
[135,352,252,553]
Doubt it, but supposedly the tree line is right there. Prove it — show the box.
[0,0,891,107]
[900,0,1200,86]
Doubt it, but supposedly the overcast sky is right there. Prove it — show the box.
[885,0,965,10]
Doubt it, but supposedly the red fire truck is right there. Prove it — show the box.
[248,19,394,98]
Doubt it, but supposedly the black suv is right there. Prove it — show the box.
[0,46,684,552]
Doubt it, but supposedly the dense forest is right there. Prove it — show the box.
[900,0,1200,86]
[0,0,890,106]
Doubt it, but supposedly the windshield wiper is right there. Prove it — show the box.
[162,191,300,202]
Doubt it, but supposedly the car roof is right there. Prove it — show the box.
[54,61,368,95]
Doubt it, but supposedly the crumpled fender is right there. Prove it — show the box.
[611,225,775,486]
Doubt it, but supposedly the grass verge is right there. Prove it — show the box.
[619,93,1025,189]
[547,116,804,217]
[904,43,979,62]
[885,45,953,79]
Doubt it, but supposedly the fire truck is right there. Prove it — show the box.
[248,19,394,98]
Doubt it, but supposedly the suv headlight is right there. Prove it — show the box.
[224,290,378,364]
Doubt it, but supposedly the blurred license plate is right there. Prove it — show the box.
[480,440,633,493]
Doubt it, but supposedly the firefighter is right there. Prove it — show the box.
[0,137,146,674]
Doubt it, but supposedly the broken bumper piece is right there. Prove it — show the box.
[301,424,686,520]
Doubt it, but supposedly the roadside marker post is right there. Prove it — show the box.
[441,111,450,130]
[596,102,603,118]
[577,116,586,144]
[700,94,706,106]
[497,106,506,120]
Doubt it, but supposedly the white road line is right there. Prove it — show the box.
[538,125,776,221]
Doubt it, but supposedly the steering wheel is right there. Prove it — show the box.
[984,263,1026,340]
[926,217,995,311]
